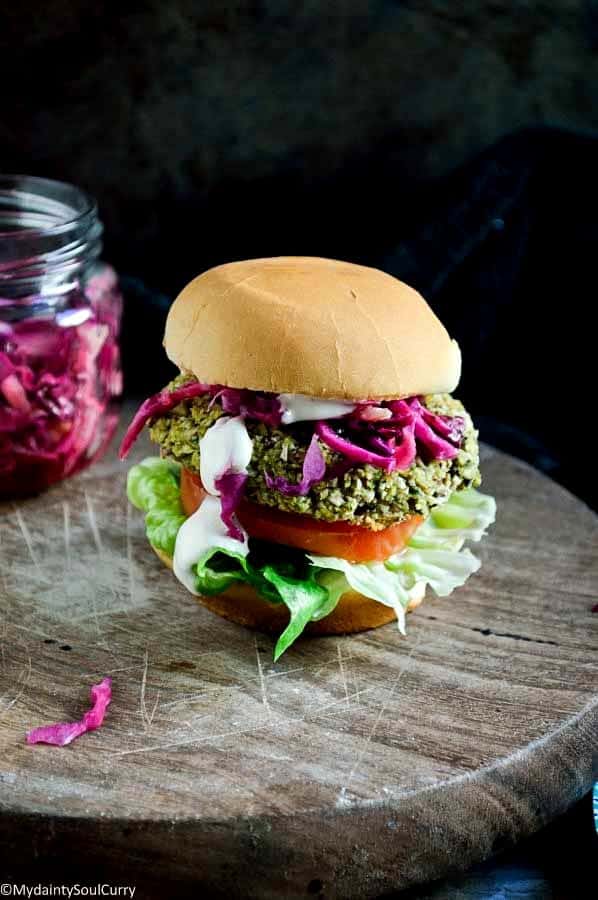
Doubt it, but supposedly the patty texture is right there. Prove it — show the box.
[149,378,480,529]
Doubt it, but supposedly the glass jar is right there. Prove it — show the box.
[0,175,123,497]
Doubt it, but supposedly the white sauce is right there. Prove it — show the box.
[174,415,253,592]
[279,393,356,425]
[173,495,249,594]
[199,415,253,495]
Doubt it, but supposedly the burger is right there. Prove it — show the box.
[120,257,495,659]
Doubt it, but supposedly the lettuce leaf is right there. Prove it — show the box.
[408,488,497,550]
[309,488,496,632]
[127,457,186,556]
[262,567,331,660]
[195,543,334,659]
[126,457,496,658]
[195,547,251,595]
[306,556,414,633]
[195,546,279,601]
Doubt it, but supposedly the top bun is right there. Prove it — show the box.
[164,257,461,400]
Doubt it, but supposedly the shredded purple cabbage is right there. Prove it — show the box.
[367,435,395,456]
[413,418,459,461]
[392,420,417,469]
[26,677,112,747]
[264,433,326,495]
[212,387,283,427]
[397,398,461,462]
[420,406,465,444]
[317,396,462,472]
[0,269,122,496]
[316,421,397,471]
[119,381,211,459]
[122,384,283,460]
[214,471,248,541]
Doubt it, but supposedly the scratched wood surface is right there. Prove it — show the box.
[0,410,597,899]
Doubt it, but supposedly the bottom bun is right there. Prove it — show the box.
[153,546,425,636]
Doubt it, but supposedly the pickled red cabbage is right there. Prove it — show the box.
[26,677,112,747]
[316,396,462,471]
[0,270,122,496]
[215,471,248,541]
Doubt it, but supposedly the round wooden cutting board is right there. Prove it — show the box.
[0,416,597,898]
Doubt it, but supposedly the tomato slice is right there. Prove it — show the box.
[181,466,208,516]
[180,467,422,562]
[238,502,422,562]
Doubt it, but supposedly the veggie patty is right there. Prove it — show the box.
[149,376,480,529]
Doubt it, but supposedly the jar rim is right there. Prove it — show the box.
[0,174,97,240]
[0,175,103,296]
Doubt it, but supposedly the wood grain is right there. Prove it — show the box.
[0,411,597,898]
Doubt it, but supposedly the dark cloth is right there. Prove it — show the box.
[382,126,597,509]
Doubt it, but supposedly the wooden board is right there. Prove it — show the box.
[1,414,597,898]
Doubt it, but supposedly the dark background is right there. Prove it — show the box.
[1,1,598,507]
[0,6,597,895]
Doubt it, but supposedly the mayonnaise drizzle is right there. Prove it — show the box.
[199,415,253,495]
[279,393,356,425]
[173,415,253,592]
[173,495,249,594]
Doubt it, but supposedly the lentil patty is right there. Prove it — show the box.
[149,381,480,529]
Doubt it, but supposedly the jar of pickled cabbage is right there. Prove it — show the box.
[0,175,123,497]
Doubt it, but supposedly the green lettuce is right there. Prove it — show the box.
[408,488,497,550]
[262,567,333,660]
[195,544,336,659]
[126,458,496,658]
[310,489,496,633]
[127,457,186,556]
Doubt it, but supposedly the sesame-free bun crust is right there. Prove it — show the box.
[153,546,425,636]
[164,257,461,400]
